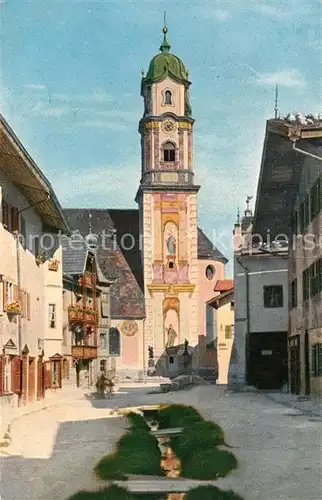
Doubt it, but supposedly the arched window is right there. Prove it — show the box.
[163,142,175,162]
[164,90,172,105]
[109,327,120,356]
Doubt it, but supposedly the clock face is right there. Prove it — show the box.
[162,119,176,133]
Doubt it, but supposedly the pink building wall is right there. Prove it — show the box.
[198,260,225,336]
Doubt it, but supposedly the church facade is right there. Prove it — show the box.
[64,27,228,381]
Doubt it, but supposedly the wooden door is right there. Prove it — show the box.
[28,358,36,402]
[37,358,44,400]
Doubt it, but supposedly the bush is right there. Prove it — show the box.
[95,453,127,480]
[157,404,203,429]
[68,485,168,500]
[126,412,150,432]
[67,485,134,499]
[95,417,164,480]
[186,486,244,500]
[171,420,226,461]
[181,447,238,480]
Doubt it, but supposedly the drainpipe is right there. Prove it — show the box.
[15,194,51,354]
[292,141,322,162]
[236,256,250,386]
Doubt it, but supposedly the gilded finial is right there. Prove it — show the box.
[160,11,170,53]
[163,11,167,33]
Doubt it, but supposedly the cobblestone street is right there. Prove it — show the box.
[0,385,321,500]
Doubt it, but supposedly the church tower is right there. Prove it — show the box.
[136,24,200,367]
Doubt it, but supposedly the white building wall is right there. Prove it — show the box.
[231,252,288,387]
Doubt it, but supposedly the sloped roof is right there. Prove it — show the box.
[62,232,115,285]
[63,209,228,318]
[0,114,69,233]
[214,279,234,292]
[197,228,228,264]
[253,118,322,240]
[63,209,145,319]
[61,233,87,275]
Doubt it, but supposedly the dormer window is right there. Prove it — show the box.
[164,90,172,105]
[163,142,175,162]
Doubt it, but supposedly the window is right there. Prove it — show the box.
[312,343,322,376]
[205,265,215,281]
[49,304,56,328]
[291,279,297,308]
[308,259,322,298]
[263,286,283,308]
[303,268,310,301]
[169,261,174,269]
[2,202,9,229]
[51,360,60,386]
[20,216,27,249]
[34,236,40,256]
[169,356,174,364]
[11,207,19,233]
[164,90,172,105]
[163,142,175,162]
[100,360,106,372]
[109,327,120,356]
[310,177,321,221]
[299,195,310,233]
[100,331,108,349]
[292,209,298,235]
[4,357,11,393]
[225,325,233,340]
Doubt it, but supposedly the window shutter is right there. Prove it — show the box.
[2,202,9,229]
[44,361,51,390]
[11,207,19,233]
[3,281,8,311]
[13,284,18,302]
[0,355,3,394]
[27,293,31,320]
[11,356,21,394]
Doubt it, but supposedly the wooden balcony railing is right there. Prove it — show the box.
[78,274,93,288]
[72,345,97,359]
[68,306,98,324]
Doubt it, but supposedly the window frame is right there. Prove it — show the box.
[263,285,284,308]
[163,142,176,163]
[109,327,120,356]
[49,303,56,329]
[164,89,173,105]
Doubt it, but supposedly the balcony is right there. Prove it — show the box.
[68,306,98,325]
[78,274,93,288]
[72,345,97,359]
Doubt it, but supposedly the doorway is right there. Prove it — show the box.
[304,331,310,396]
[289,336,301,395]
[248,331,288,390]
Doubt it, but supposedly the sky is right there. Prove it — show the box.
[1,0,321,276]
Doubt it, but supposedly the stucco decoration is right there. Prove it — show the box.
[161,119,177,134]
[120,320,138,337]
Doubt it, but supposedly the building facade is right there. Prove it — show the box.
[208,280,234,385]
[289,131,322,399]
[0,114,68,436]
[62,234,115,388]
[63,27,229,382]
